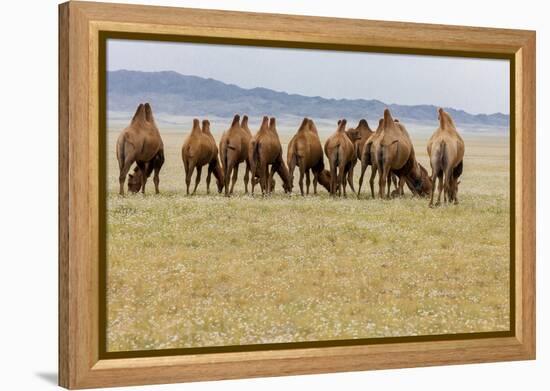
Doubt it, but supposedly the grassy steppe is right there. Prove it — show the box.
[106,119,510,352]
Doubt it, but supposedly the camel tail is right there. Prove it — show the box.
[377,146,384,174]
[440,141,448,171]
[431,141,447,178]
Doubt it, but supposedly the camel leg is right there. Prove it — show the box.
[443,168,453,204]
[268,165,277,194]
[136,161,148,194]
[224,161,234,197]
[305,170,311,195]
[338,162,346,197]
[347,162,356,194]
[357,162,368,198]
[369,165,377,199]
[288,157,296,195]
[298,164,305,196]
[313,171,318,195]
[386,171,392,199]
[185,161,195,196]
[436,172,444,206]
[192,165,202,195]
[118,158,134,196]
[451,177,460,205]
[329,160,337,196]
[379,166,390,199]
[230,164,239,195]
[244,160,251,194]
[392,174,398,193]
[429,172,437,207]
[153,165,161,194]
[206,166,212,195]
[259,163,269,195]
[396,175,405,198]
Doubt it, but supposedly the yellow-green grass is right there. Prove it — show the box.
[106,122,510,352]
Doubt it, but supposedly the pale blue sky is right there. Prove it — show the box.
[107,39,510,115]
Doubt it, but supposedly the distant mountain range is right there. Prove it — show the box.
[107,70,509,128]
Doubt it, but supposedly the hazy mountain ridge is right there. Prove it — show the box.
[107,70,509,128]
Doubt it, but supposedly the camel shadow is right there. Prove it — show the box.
[35,372,57,385]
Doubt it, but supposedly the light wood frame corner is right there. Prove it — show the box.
[59,1,536,389]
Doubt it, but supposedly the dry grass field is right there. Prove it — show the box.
[106,115,510,352]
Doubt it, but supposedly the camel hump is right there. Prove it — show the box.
[191,118,201,133]
[231,114,240,127]
[144,103,154,122]
[269,117,277,130]
[241,115,248,127]
[383,108,394,126]
[131,103,145,124]
[201,119,210,132]
[299,117,309,130]
[438,108,456,129]
[307,119,318,134]
[359,119,368,127]
[260,116,269,130]
[337,119,347,131]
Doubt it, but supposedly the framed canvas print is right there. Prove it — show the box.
[58,1,536,389]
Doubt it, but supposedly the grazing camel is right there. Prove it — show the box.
[127,149,165,193]
[324,119,356,197]
[116,103,164,195]
[370,109,431,199]
[427,108,465,206]
[181,119,223,195]
[287,117,331,195]
[242,115,276,192]
[219,114,251,196]
[249,116,291,195]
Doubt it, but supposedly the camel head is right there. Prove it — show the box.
[317,169,332,192]
[346,125,361,142]
[438,108,456,130]
[405,162,432,197]
[127,166,143,193]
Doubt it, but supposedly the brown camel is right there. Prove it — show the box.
[116,103,163,195]
[242,115,276,192]
[127,149,165,193]
[427,108,465,206]
[287,117,331,195]
[347,119,374,161]
[249,116,291,195]
[370,109,430,199]
[219,114,251,196]
[390,161,432,198]
[181,119,223,195]
[324,119,356,196]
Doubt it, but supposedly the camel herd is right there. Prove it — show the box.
[116,103,465,206]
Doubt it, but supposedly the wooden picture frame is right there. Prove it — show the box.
[59,1,536,389]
